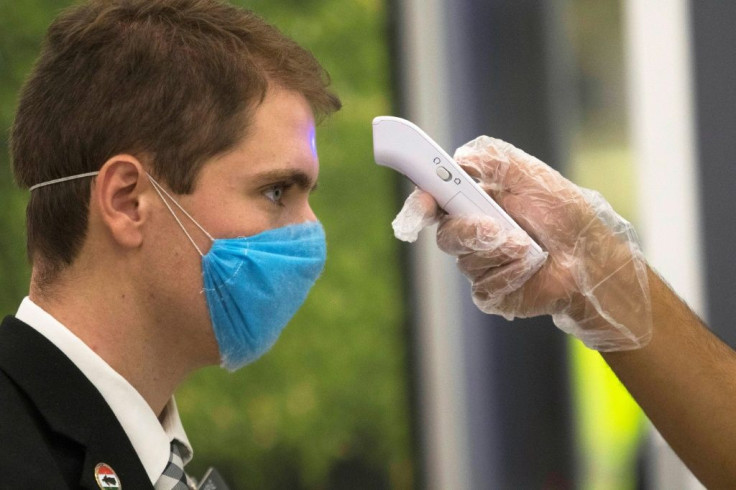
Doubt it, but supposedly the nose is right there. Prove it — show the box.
[303,202,317,223]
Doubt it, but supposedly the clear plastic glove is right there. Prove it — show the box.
[392,136,652,351]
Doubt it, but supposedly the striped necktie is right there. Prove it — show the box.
[155,441,191,490]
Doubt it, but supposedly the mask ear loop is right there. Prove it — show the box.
[146,174,214,257]
[29,171,100,191]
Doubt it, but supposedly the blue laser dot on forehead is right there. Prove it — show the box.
[309,127,317,158]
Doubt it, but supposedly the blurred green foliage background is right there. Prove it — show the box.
[0,1,414,488]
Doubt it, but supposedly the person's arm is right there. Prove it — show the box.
[603,267,736,487]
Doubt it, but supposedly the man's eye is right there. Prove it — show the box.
[264,184,287,204]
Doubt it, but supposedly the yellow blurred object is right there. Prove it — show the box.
[571,337,645,490]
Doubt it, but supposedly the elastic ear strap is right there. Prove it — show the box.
[29,170,215,256]
[29,171,100,191]
[146,174,214,256]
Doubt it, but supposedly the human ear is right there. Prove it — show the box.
[92,156,148,249]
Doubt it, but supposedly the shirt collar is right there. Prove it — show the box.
[16,297,193,484]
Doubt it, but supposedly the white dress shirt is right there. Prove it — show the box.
[16,297,193,485]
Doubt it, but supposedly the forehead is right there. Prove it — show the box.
[197,88,318,185]
[239,88,317,165]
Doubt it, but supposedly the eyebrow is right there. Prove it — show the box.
[252,169,318,191]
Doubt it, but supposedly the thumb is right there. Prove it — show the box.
[392,188,441,242]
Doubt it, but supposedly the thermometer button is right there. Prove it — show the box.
[436,166,452,181]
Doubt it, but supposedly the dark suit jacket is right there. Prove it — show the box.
[0,315,154,489]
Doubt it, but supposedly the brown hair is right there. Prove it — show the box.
[11,0,341,283]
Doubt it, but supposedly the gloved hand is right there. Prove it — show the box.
[392,136,652,351]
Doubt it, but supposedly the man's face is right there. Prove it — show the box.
[140,88,320,367]
[178,88,319,245]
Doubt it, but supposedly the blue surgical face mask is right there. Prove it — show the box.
[147,175,327,371]
[28,171,326,371]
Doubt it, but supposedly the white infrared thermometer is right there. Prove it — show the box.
[372,116,544,258]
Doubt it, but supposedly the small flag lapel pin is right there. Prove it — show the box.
[94,463,121,490]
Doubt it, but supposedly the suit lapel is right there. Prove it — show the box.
[0,316,154,489]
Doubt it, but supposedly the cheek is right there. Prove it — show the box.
[188,191,271,239]
[140,211,206,302]
[145,243,201,298]
[139,237,214,343]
